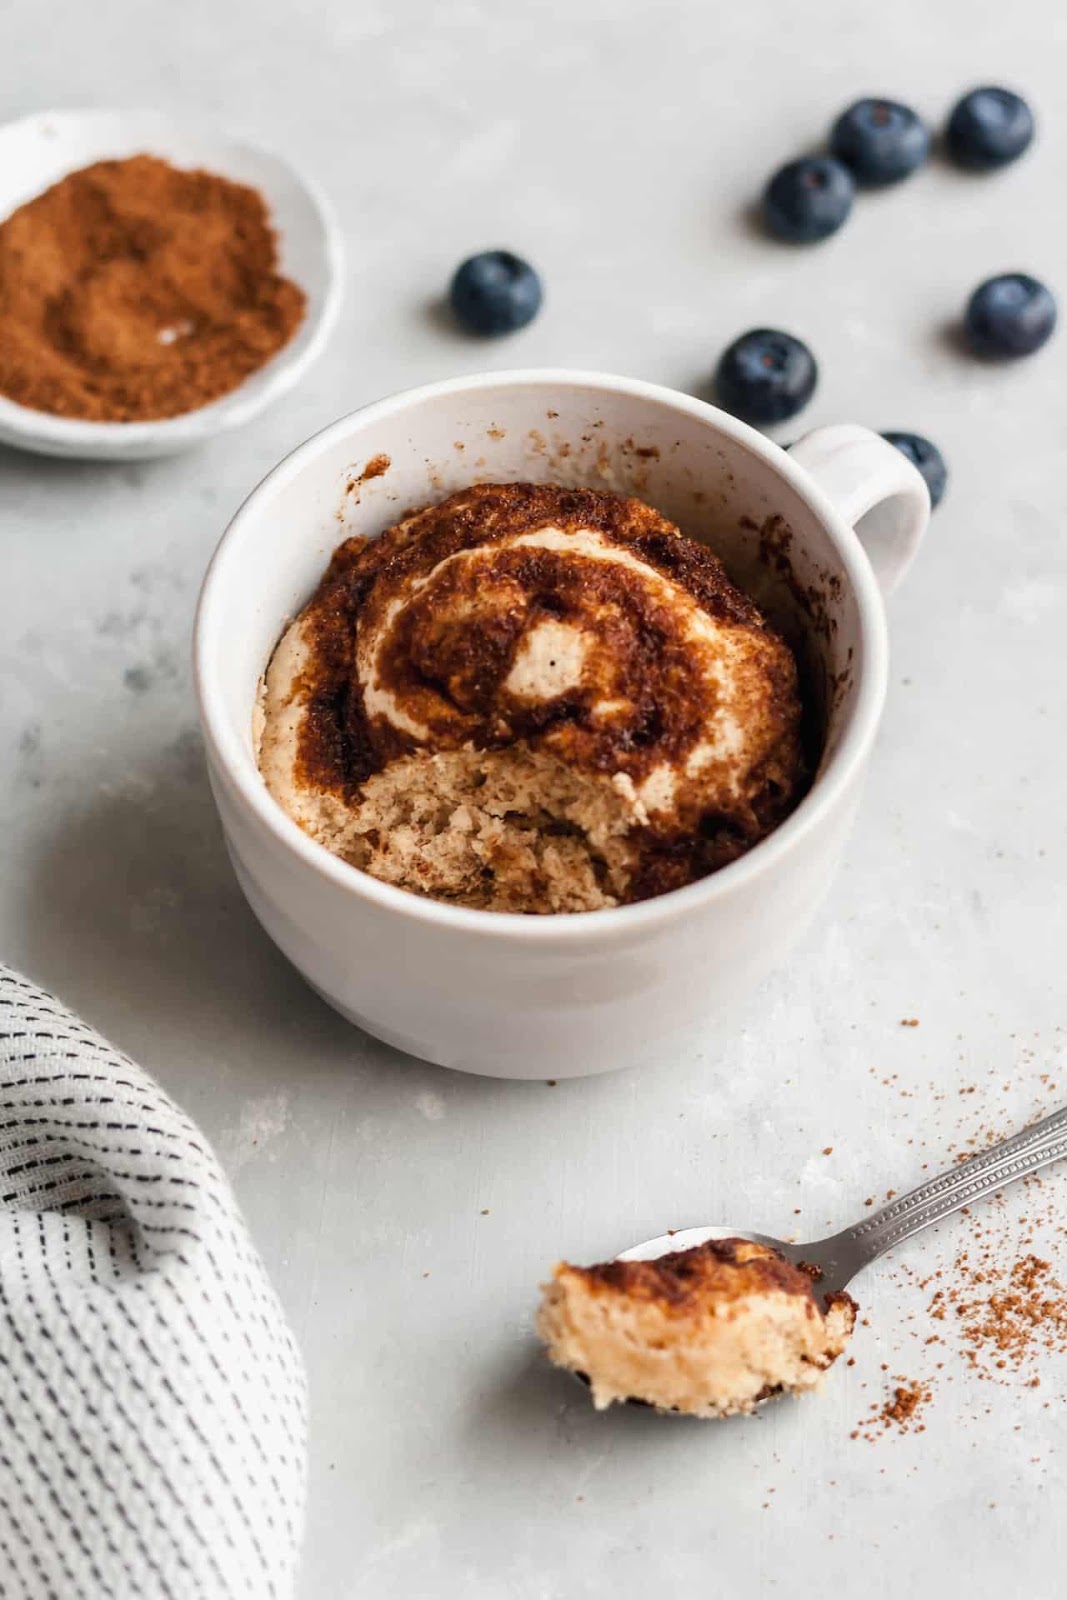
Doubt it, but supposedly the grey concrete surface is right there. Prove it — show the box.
[2,2,1066,1594]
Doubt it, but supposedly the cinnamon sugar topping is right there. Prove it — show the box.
[258,482,808,912]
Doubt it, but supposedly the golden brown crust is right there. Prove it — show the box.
[572,1238,828,1313]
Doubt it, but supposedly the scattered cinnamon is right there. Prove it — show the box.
[929,1245,1067,1378]
[0,154,305,421]
[846,1056,1067,1444]
[852,1379,932,1440]
[852,1160,1067,1440]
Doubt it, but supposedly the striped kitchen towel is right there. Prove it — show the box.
[0,963,306,1599]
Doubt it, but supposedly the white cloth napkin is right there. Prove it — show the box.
[0,963,307,1599]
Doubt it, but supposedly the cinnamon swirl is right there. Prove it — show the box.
[256,482,806,914]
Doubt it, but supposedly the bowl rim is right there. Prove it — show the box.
[0,107,344,454]
[194,368,889,943]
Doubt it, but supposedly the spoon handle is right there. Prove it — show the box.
[821,1102,1067,1283]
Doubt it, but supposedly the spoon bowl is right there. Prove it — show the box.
[0,108,344,460]
[619,1225,794,1263]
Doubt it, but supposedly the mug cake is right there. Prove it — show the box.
[255,481,807,914]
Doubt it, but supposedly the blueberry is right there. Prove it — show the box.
[946,87,1034,171]
[763,157,855,243]
[964,273,1057,358]
[715,329,817,425]
[881,432,948,510]
[449,251,542,336]
[830,98,930,186]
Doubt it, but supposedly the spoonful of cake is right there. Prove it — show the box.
[538,1101,1067,1417]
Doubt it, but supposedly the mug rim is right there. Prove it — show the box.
[194,368,889,943]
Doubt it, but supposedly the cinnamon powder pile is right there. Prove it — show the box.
[0,154,306,421]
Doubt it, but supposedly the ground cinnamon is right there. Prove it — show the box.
[0,154,306,421]
[851,1378,932,1440]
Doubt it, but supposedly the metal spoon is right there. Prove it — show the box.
[617,1102,1067,1292]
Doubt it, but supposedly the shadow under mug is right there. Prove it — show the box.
[194,370,929,1079]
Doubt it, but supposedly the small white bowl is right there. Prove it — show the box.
[0,108,344,460]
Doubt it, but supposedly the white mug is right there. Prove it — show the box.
[194,371,929,1079]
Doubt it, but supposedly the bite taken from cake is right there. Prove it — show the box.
[538,1238,856,1417]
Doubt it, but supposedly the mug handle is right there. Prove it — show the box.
[787,424,930,597]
